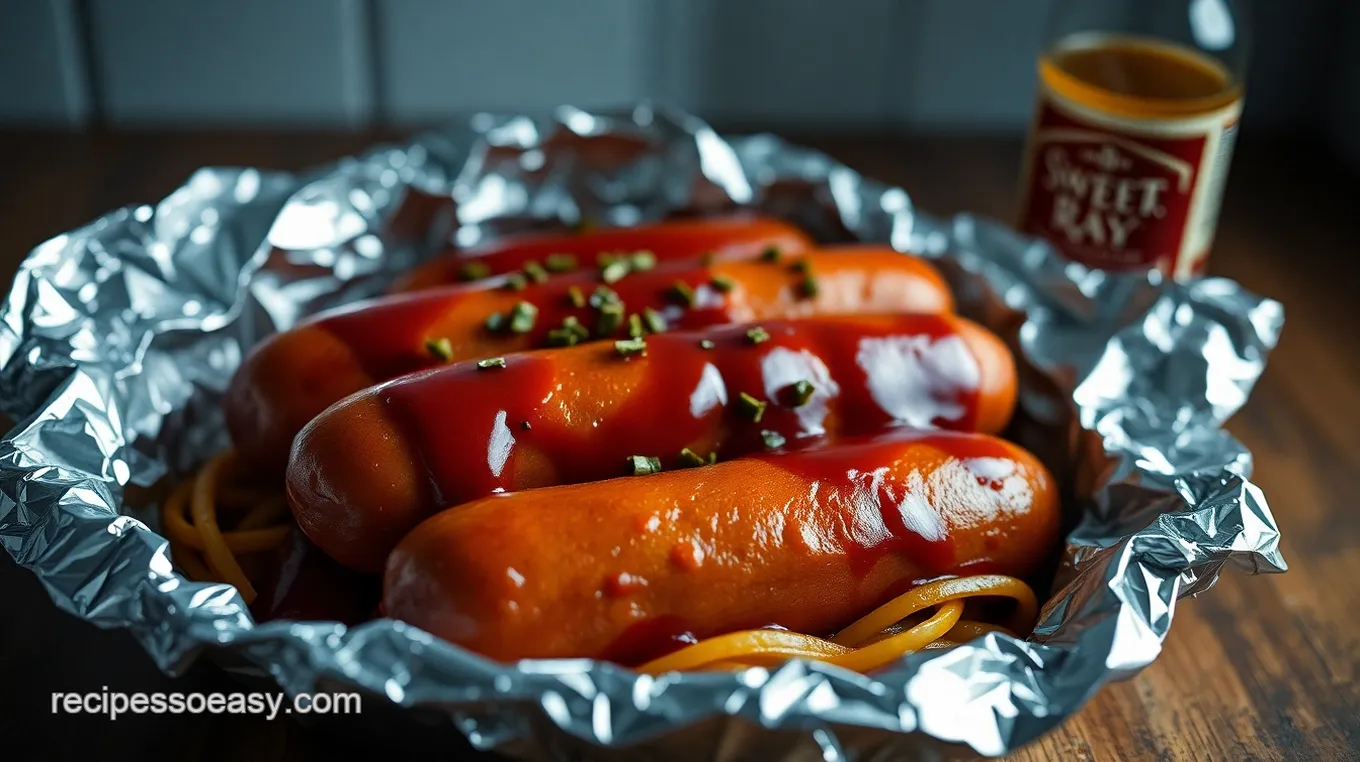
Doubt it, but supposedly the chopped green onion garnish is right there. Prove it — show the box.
[523,261,549,284]
[504,273,528,292]
[710,274,736,293]
[567,285,586,308]
[615,337,647,357]
[477,357,506,369]
[425,338,454,361]
[509,301,538,333]
[708,451,718,464]
[761,430,786,449]
[596,302,625,336]
[678,448,707,468]
[601,258,630,284]
[798,275,820,299]
[630,250,657,271]
[545,253,578,272]
[643,308,668,334]
[628,455,662,476]
[628,313,645,339]
[787,380,815,407]
[563,315,590,340]
[760,245,781,263]
[737,392,767,423]
[745,326,770,344]
[485,312,506,332]
[589,285,622,309]
[699,338,715,350]
[668,280,696,307]
[546,328,580,347]
[459,261,491,282]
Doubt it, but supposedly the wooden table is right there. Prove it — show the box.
[0,129,1355,761]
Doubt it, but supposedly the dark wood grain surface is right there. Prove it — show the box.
[0,128,1356,762]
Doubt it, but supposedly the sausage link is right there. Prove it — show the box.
[383,429,1060,664]
[226,247,953,472]
[391,215,814,292]
[287,312,1016,571]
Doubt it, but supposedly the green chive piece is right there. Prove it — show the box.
[523,260,549,284]
[678,448,707,468]
[643,307,668,334]
[628,455,662,476]
[788,380,815,407]
[567,285,586,308]
[521,420,532,430]
[745,326,770,345]
[761,430,787,449]
[484,312,506,332]
[477,357,506,369]
[798,275,820,299]
[546,328,580,347]
[630,250,657,271]
[615,337,648,357]
[504,273,528,292]
[668,280,697,307]
[601,258,630,284]
[627,313,645,339]
[545,253,578,273]
[700,251,716,266]
[737,392,767,423]
[760,245,782,263]
[596,302,625,336]
[710,274,736,293]
[563,315,590,341]
[459,261,491,282]
[708,451,718,464]
[699,338,715,350]
[509,301,538,333]
[589,285,622,309]
[425,337,454,361]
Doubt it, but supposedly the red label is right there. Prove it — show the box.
[1018,102,1209,273]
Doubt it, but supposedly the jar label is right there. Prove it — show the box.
[1017,82,1242,279]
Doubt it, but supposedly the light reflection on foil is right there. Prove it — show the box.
[0,103,1285,760]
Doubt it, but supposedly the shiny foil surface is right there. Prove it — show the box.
[0,104,1286,760]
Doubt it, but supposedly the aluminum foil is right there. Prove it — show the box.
[0,103,1286,760]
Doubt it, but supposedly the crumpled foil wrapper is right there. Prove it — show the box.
[0,103,1286,760]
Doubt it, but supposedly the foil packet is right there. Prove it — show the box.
[0,104,1285,760]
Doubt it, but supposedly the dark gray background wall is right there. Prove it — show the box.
[1,0,1355,149]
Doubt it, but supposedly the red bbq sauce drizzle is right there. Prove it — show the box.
[312,263,748,381]
[376,313,984,510]
[397,216,806,285]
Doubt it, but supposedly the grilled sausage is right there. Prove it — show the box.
[287,312,1017,572]
[390,215,813,292]
[225,247,953,472]
[383,429,1061,664]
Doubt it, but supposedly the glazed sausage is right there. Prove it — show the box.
[390,215,813,292]
[225,246,953,472]
[287,312,1017,572]
[383,429,1061,664]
